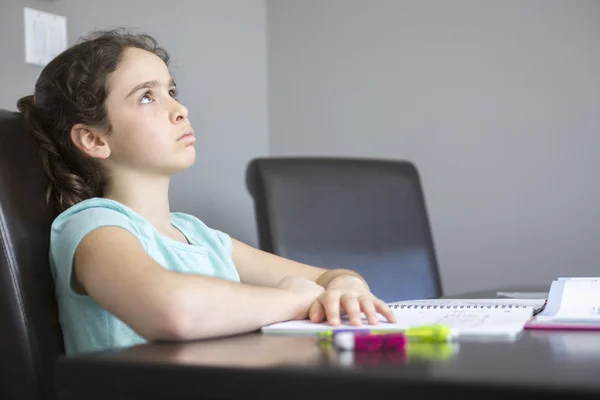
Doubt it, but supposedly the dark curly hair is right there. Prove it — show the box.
[17,28,170,215]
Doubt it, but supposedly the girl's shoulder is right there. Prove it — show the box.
[51,197,140,232]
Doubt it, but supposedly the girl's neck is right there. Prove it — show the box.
[103,172,173,231]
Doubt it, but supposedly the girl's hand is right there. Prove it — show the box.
[276,275,326,320]
[308,275,397,326]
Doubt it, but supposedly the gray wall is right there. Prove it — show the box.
[3,0,599,295]
[0,0,268,246]
[267,0,600,294]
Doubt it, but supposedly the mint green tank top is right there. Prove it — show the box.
[49,198,240,354]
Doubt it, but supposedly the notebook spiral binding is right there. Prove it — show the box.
[390,304,530,310]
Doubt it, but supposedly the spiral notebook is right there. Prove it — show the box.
[262,299,546,338]
[389,298,546,313]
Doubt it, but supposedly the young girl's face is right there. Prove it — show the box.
[102,47,196,176]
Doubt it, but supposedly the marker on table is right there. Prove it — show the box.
[317,324,454,340]
[330,325,456,351]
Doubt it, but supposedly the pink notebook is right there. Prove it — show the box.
[526,322,600,331]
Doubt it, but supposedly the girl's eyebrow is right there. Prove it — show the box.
[125,78,176,99]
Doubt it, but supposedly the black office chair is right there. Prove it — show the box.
[0,109,64,400]
[246,157,442,302]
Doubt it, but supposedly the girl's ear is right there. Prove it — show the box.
[70,124,111,159]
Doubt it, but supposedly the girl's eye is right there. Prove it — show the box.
[140,92,153,104]
[169,88,179,99]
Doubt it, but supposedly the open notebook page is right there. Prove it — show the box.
[262,305,535,338]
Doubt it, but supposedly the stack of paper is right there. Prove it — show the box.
[527,277,600,330]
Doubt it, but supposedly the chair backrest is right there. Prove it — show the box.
[246,157,442,302]
[0,109,64,400]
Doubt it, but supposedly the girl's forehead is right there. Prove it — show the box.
[108,48,170,95]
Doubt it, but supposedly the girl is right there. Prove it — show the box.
[17,29,396,355]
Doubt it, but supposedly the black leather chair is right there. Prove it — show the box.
[246,157,442,302]
[0,109,64,400]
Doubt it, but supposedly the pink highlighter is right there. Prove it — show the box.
[333,332,407,351]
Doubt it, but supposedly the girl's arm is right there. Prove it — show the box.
[74,227,323,342]
[232,238,326,287]
[233,238,366,289]
[232,239,396,326]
